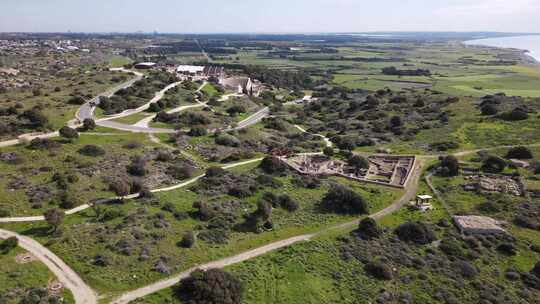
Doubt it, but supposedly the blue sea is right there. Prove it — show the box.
[465,35,540,63]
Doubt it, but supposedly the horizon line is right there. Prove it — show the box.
[1,31,540,35]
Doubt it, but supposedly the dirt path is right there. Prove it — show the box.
[111,159,427,304]
[293,124,333,148]
[425,171,452,214]
[0,229,97,304]
[0,158,263,223]
[0,69,141,148]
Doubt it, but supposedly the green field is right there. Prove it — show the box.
[0,247,74,303]
[0,165,402,299]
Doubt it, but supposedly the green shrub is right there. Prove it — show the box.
[175,269,244,304]
[356,217,382,240]
[364,261,393,280]
[78,145,105,157]
[505,146,533,159]
[322,184,368,214]
[0,236,18,253]
[215,134,240,147]
[59,126,79,139]
[394,221,436,245]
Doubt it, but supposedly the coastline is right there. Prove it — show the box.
[463,36,540,66]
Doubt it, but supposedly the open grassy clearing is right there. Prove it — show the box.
[0,247,74,303]
[111,112,154,125]
[107,55,133,68]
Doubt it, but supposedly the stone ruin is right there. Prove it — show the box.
[280,154,415,188]
[453,215,506,235]
[463,175,524,196]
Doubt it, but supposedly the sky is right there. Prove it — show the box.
[1,0,539,33]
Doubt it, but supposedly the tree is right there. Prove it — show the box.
[259,156,288,174]
[482,155,507,173]
[481,104,498,115]
[59,126,79,140]
[175,269,244,304]
[348,155,369,172]
[323,147,334,157]
[0,236,18,253]
[336,136,355,151]
[356,217,382,240]
[255,200,272,221]
[439,155,459,176]
[501,107,529,121]
[110,178,130,198]
[205,166,227,177]
[44,208,64,233]
[322,184,368,214]
[127,155,147,176]
[532,261,540,278]
[215,134,240,147]
[167,165,194,179]
[148,102,162,112]
[364,261,393,280]
[82,118,96,131]
[19,109,49,129]
[188,126,208,137]
[180,231,196,248]
[389,115,403,128]
[394,221,436,245]
[506,146,533,160]
[278,194,299,212]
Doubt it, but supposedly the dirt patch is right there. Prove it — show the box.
[15,252,37,264]
[47,280,64,294]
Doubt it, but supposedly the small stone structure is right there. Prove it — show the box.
[464,175,524,196]
[410,194,434,212]
[509,159,530,168]
[453,215,506,235]
[280,154,415,188]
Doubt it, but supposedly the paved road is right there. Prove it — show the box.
[96,82,208,133]
[93,80,183,123]
[231,107,269,130]
[77,69,144,123]
[0,69,142,148]
[0,229,97,304]
[111,158,427,304]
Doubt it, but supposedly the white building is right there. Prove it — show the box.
[176,65,205,75]
[134,62,157,69]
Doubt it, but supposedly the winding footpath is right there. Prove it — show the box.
[0,68,142,148]
[0,229,97,304]
[2,68,540,303]
[0,158,264,223]
[2,142,538,303]
[111,158,426,304]
[293,124,333,148]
